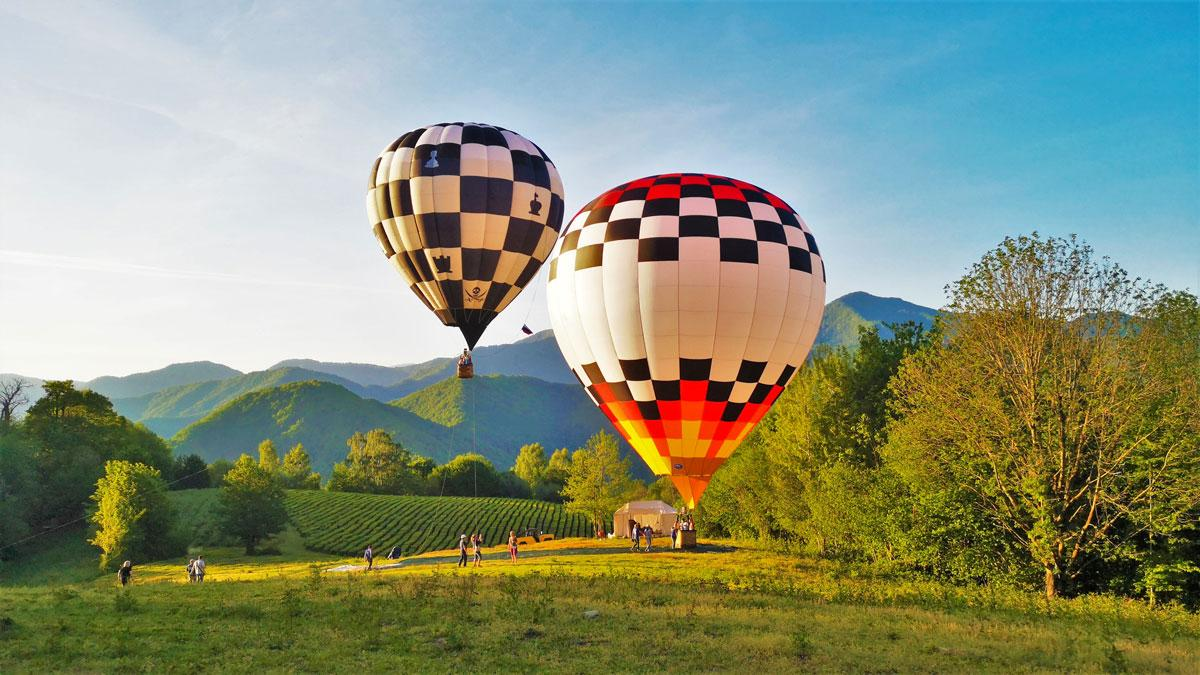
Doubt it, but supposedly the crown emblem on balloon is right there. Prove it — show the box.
[433,255,452,274]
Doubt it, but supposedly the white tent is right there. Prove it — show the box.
[613,500,677,537]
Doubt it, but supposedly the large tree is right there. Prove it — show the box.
[326,429,426,495]
[257,439,280,474]
[281,443,321,490]
[23,381,172,526]
[170,454,211,490]
[562,431,638,533]
[513,442,547,487]
[218,454,287,554]
[429,453,503,497]
[0,377,31,426]
[89,460,178,570]
[887,234,1200,598]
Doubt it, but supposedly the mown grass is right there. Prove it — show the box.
[1,537,1196,673]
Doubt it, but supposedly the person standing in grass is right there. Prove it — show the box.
[186,558,196,583]
[458,534,469,568]
[117,560,133,587]
[194,555,206,583]
[364,544,375,571]
[508,530,518,562]
[472,533,483,567]
[642,525,652,552]
[631,522,641,551]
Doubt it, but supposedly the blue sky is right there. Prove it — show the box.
[1,1,1196,379]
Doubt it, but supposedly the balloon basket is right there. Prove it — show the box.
[457,363,474,379]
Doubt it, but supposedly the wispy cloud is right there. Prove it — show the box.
[0,250,388,295]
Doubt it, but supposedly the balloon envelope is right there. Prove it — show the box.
[546,173,826,508]
[367,123,565,349]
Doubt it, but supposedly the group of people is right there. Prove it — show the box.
[185,556,207,583]
[628,519,655,552]
[457,533,485,567]
[671,513,696,548]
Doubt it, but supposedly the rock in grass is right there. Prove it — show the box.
[583,610,600,619]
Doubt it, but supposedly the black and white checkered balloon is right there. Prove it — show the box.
[367,123,565,348]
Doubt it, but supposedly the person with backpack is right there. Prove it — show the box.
[194,555,206,583]
[117,560,132,587]
[364,544,374,571]
[457,534,469,568]
[472,533,483,567]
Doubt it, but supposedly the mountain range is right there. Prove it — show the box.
[3,292,937,473]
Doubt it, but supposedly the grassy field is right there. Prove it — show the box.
[285,490,592,556]
[1,535,1197,673]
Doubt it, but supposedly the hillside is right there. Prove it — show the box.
[170,374,633,477]
[112,367,372,439]
[286,490,590,555]
[83,361,242,399]
[393,374,625,470]
[271,329,575,391]
[170,380,447,474]
[816,292,938,349]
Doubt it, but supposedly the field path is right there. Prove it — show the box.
[325,540,715,572]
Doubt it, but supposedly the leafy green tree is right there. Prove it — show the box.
[643,476,682,508]
[257,439,280,474]
[208,458,234,486]
[545,448,572,483]
[89,460,178,570]
[281,443,321,490]
[562,431,637,532]
[23,380,172,527]
[171,454,211,490]
[217,454,287,554]
[887,234,1200,598]
[513,442,547,487]
[327,429,425,495]
[429,453,503,497]
[0,426,37,559]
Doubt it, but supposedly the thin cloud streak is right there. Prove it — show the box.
[0,250,389,295]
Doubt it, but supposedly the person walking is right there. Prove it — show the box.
[458,534,469,568]
[472,533,483,567]
[643,525,653,552]
[194,555,206,583]
[186,558,196,583]
[364,544,375,571]
[117,560,133,587]
[631,522,641,551]
[508,530,518,562]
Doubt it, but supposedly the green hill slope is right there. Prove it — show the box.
[112,367,371,439]
[84,361,242,399]
[816,292,938,349]
[285,490,590,556]
[170,380,448,475]
[170,374,633,478]
[392,374,614,470]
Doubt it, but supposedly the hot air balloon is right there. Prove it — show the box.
[367,123,565,351]
[546,173,826,508]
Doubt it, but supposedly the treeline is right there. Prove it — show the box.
[703,234,1200,605]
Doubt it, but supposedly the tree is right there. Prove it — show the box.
[545,448,572,484]
[513,443,547,487]
[887,234,1200,598]
[23,380,172,527]
[0,426,37,559]
[0,377,31,426]
[208,459,235,487]
[89,460,178,570]
[217,455,287,554]
[326,429,426,495]
[561,431,638,532]
[257,440,280,474]
[428,453,503,497]
[281,444,321,490]
[171,454,211,490]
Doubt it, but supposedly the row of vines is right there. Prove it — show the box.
[284,490,592,556]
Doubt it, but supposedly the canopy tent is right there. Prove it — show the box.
[613,500,678,537]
